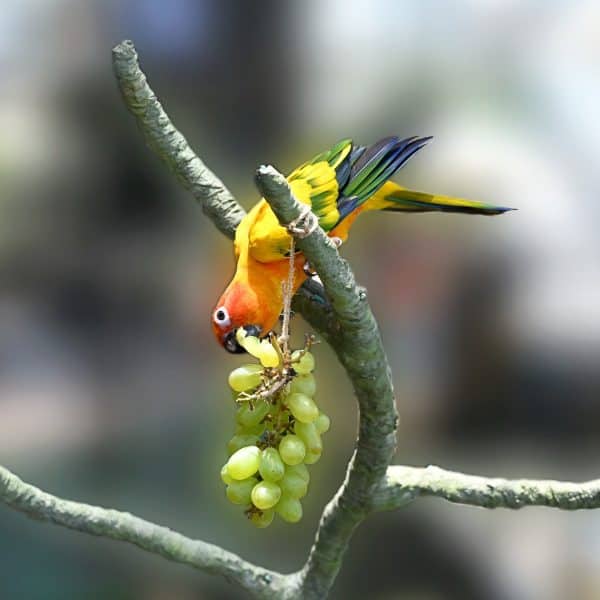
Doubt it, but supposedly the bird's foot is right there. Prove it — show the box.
[303,260,316,277]
[303,260,323,285]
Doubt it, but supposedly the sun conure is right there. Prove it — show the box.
[212,136,513,352]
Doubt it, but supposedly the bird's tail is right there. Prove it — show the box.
[364,181,513,216]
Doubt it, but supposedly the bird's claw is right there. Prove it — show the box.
[303,262,323,287]
[303,260,317,277]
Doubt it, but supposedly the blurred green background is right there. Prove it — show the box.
[2,1,600,599]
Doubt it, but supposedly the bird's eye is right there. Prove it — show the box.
[213,306,231,328]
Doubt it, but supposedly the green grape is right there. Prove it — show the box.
[286,462,310,483]
[287,392,319,424]
[236,330,280,368]
[228,364,263,392]
[256,341,280,368]
[315,412,331,434]
[227,433,259,455]
[294,421,322,456]
[226,477,258,505]
[279,469,308,499]
[275,494,303,523]
[220,464,234,485]
[220,340,325,527]
[227,446,260,480]
[236,401,270,429]
[289,373,316,397]
[278,435,306,465]
[295,421,322,465]
[251,480,282,510]
[303,449,321,465]
[235,422,264,437]
[236,331,262,356]
[259,447,285,482]
[249,508,274,528]
[291,350,315,374]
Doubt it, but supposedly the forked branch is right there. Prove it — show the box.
[0,39,598,600]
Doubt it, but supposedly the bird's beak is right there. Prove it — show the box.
[223,325,262,354]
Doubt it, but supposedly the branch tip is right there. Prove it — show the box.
[112,39,136,57]
[375,465,600,512]
[111,39,245,239]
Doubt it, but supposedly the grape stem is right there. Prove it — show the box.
[2,39,599,600]
[237,368,291,404]
[278,235,296,355]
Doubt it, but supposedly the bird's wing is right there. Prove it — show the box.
[335,136,432,223]
[248,136,437,262]
[248,140,352,263]
[288,138,353,231]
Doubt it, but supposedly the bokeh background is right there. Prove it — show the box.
[2,1,600,598]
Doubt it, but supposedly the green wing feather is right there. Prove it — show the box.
[248,140,352,262]
[287,139,352,231]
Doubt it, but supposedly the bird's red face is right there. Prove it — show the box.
[211,281,266,353]
[212,253,308,353]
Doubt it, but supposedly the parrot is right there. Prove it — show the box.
[212,136,512,352]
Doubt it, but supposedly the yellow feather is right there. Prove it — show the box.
[246,163,340,263]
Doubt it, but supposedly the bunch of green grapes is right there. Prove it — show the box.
[220,332,330,528]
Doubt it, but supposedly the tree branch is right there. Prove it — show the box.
[111,40,332,321]
[374,465,600,511]
[255,165,398,599]
[2,39,598,600]
[112,40,246,239]
[0,465,295,599]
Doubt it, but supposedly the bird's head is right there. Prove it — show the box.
[211,281,267,353]
[212,251,308,353]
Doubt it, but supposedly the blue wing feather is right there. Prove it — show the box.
[335,135,432,222]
